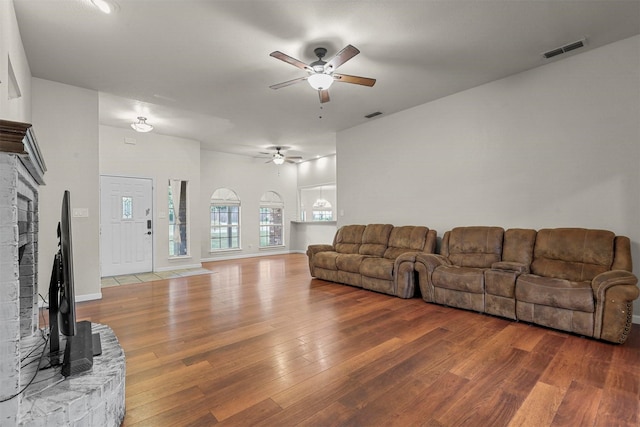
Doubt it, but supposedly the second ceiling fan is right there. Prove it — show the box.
[269,45,376,103]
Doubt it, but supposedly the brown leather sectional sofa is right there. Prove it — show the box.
[308,224,639,344]
[307,224,437,298]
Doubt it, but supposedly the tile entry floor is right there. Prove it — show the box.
[101,267,215,288]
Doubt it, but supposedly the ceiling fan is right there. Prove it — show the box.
[261,146,303,165]
[269,45,376,103]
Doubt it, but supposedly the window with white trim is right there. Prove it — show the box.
[169,179,188,257]
[210,188,240,251]
[259,191,284,247]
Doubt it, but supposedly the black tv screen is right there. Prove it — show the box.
[48,190,98,376]
[58,189,76,337]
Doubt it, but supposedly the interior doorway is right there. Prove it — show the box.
[100,175,153,277]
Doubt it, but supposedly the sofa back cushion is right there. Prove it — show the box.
[359,224,393,257]
[530,228,615,281]
[383,226,430,259]
[334,225,366,254]
[443,226,504,268]
[502,228,537,265]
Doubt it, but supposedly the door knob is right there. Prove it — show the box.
[146,231,152,235]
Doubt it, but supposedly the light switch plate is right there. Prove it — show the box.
[72,208,89,218]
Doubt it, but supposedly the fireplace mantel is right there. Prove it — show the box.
[0,119,46,184]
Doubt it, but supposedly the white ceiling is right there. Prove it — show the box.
[13,0,640,161]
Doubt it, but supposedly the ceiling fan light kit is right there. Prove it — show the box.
[307,73,334,90]
[263,146,303,165]
[273,153,285,165]
[269,44,375,103]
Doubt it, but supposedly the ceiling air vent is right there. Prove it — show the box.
[543,38,586,59]
[365,111,382,119]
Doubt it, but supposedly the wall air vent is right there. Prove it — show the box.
[365,111,382,119]
[543,38,586,59]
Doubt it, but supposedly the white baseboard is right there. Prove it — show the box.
[39,292,102,308]
[77,292,103,302]
[201,250,294,263]
[155,263,202,272]
[634,314,640,325]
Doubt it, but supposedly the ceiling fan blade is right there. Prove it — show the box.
[269,76,308,90]
[325,45,360,72]
[319,89,330,104]
[333,73,376,87]
[270,51,312,71]
[286,156,303,160]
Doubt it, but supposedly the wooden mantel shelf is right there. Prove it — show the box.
[0,119,31,154]
[0,119,46,184]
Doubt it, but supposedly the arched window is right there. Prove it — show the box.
[259,191,284,247]
[210,188,240,251]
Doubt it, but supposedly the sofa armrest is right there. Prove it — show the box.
[592,270,639,343]
[414,253,450,302]
[307,244,335,255]
[394,252,421,299]
[415,253,450,271]
[591,270,638,297]
[306,244,335,277]
[491,261,529,274]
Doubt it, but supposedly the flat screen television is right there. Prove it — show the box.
[48,190,101,376]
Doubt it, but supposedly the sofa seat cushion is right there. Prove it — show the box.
[336,254,369,273]
[516,274,594,312]
[314,251,339,270]
[360,257,394,280]
[432,266,485,293]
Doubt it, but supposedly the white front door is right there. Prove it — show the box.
[100,175,153,277]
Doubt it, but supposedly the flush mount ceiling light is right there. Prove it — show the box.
[307,73,334,91]
[131,117,153,133]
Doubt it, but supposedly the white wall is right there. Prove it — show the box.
[0,0,31,122]
[200,150,297,260]
[32,78,101,301]
[99,125,201,271]
[338,35,640,317]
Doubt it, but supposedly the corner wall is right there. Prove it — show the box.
[337,35,640,318]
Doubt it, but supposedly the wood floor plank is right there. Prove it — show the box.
[71,254,640,426]
[507,382,566,427]
[550,381,602,427]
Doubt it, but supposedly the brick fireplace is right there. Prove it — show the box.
[0,120,45,425]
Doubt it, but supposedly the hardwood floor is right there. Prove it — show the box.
[76,254,640,426]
